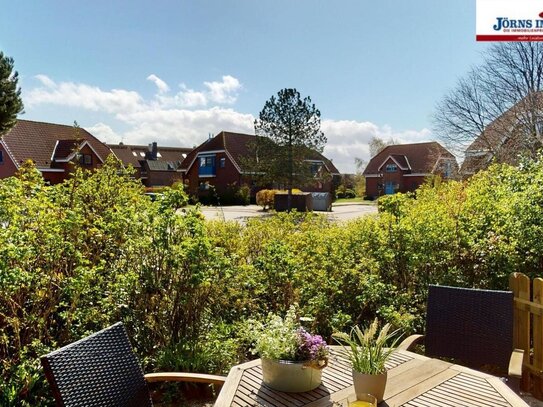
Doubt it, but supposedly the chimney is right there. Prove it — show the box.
[152,142,158,160]
[146,142,158,160]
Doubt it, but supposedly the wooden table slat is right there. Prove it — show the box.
[430,384,508,407]
[386,367,458,406]
[214,349,530,407]
[443,375,510,403]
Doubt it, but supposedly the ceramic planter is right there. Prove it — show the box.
[352,370,387,402]
[261,358,323,392]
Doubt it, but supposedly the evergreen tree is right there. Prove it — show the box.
[0,51,24,137]
[253,88,326,210]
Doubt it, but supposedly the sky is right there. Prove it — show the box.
[0,1,488,173]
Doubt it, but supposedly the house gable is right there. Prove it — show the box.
[0,120,112,181]
[377,155,411,172]
[51,140,105,164]
[363,142,457,198]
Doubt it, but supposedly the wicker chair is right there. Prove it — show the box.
[398,284,524,390]
[40,322,226,407]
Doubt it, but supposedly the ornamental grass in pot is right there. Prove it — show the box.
[333,319,401,402]
[252,306,329,393]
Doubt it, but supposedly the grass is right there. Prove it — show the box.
[334,197,376,205]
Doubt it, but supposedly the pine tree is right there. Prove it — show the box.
[0,51,24,137]
[253,88,326,211]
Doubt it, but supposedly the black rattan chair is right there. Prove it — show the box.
[398,284,524,390]
[40,322,226,407]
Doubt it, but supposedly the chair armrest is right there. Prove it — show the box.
[145,372,226,385]
[508,349,524,379]
[397,334,424,351]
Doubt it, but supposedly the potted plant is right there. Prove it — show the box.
[333,319,401,402]
[252,306,329,392]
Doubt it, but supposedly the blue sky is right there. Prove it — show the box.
[0,1,486,172]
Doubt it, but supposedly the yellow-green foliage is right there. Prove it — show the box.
[5,154,543,405]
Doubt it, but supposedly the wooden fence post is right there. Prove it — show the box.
[534,278,543,399]
[510,272,531,392]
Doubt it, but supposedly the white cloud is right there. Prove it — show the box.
[117,107,254,147]
[24,74,431,174]
[35,74,56,88]
[322,119,432,173]
[204,75,241,104]
[85,122,121,143]
[146,74,170,94]
[27,75,143,114]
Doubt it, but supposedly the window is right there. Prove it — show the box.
[386,164,397,172]
[79,154,92,165]
[0,150,3,164]
[198,155,216,176]
[443,161,453,178]
[310,162,322,176]
[200,156,214,167]
[132,151,138,157]
[219,157,226,168]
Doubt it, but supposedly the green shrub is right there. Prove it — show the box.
[6,154,543,404]
[236,184,251,205]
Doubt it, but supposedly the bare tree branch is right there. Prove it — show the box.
[434,43,543,170]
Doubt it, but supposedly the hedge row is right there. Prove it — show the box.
[3,155,543,405]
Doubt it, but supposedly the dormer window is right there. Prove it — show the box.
[79,154,92,166]
[386,164,397,172]
[310,162,322,176]
[199,155,216,176]
[443,161,453,178]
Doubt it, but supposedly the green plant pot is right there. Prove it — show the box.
[352,370,387,402]
[261,358,322,392]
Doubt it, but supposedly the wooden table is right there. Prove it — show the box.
[214,348,529,406]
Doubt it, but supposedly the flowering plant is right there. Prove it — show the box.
[252,306,329,364]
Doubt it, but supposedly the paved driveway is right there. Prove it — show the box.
[199,203,377,223]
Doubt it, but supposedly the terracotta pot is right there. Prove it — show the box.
[261,358,323,392]
[352,370,387,402]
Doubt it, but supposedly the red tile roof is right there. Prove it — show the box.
[108,143,192,170]
[1,120,112,168]
[363,142,455,175]
[180,131,340,174]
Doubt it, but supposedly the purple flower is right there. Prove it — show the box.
[295,328,329,362]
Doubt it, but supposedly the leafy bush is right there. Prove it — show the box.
[335,184,356,199]
[6,154,543,404]
[236,184,251,205]
[256,189,274,210]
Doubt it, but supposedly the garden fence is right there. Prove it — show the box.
[510,272,543,399]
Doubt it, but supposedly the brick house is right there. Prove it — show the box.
[108,142,191,187]
[363,142,457,199]
[180,131,340,199]
[0,119,112,184]
[461,93,543,176]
